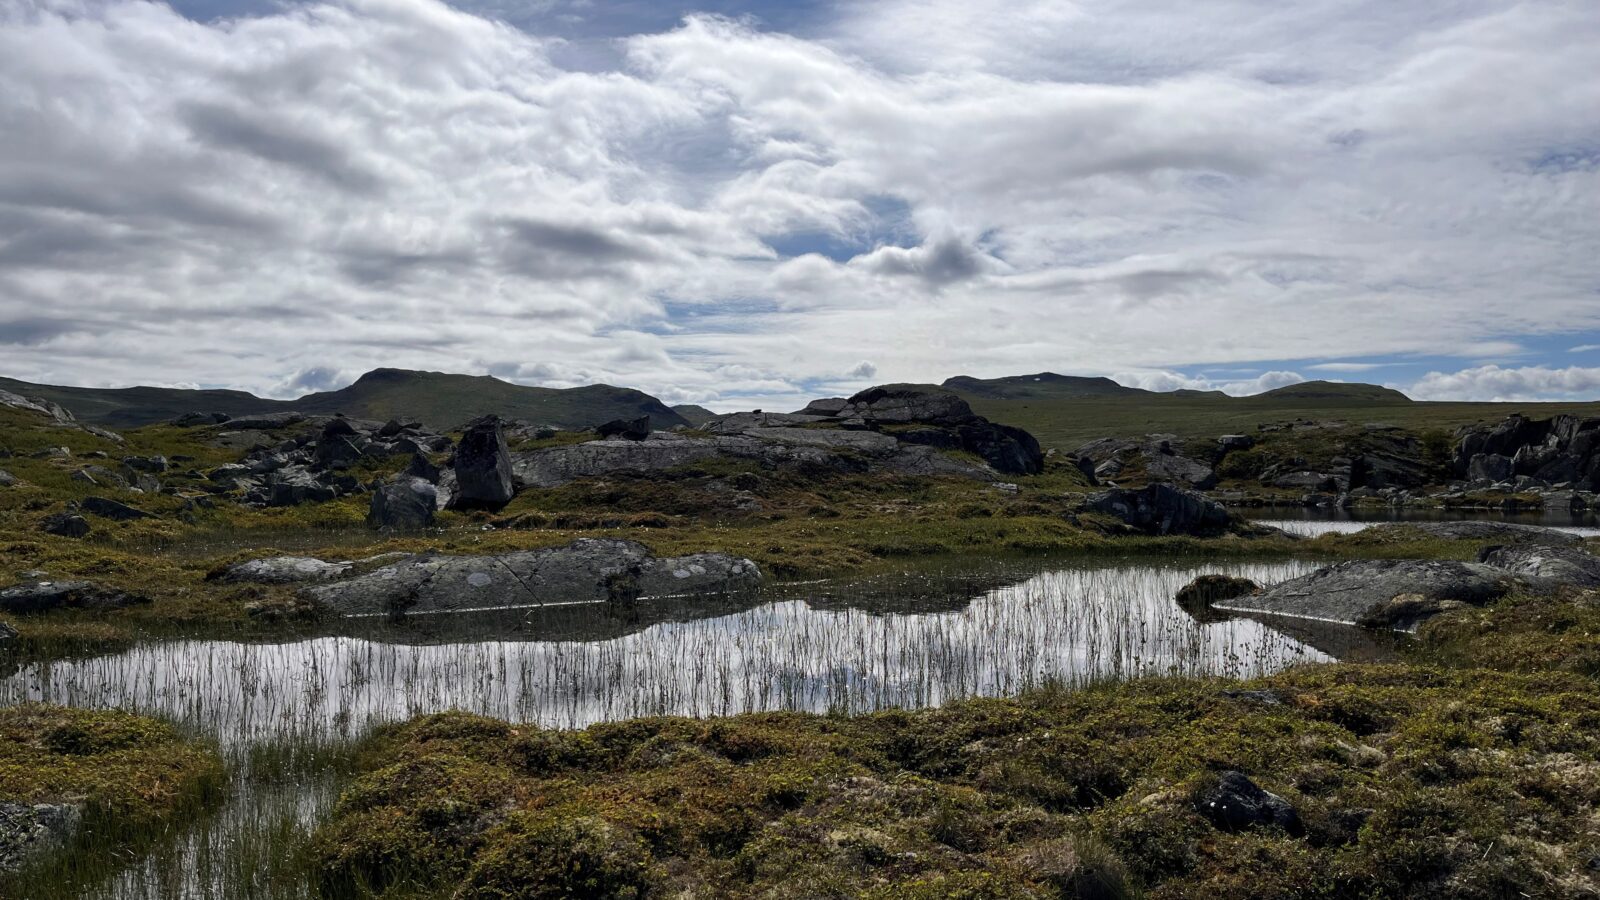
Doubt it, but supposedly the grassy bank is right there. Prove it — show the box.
[316,667,1600,898]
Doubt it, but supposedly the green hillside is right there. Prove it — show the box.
[945,373,1600,451]
[671,404,718,427]
[0,368,689,432]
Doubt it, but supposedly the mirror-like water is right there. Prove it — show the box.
[1252,507,1600,539]
[1,558,1356,899]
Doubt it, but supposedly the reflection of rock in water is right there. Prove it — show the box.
[1229,612,1404,663]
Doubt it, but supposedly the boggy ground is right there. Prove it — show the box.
[0,705,224,886]
[314,586,1600,899]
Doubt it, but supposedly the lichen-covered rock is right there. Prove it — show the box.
[211,557,354,585]
[1215,560,1518,630]
[1478,543,1600,587]
[300,538,761,618]
[0,581,148,614]
[0,802,82,874]
[367,477,437,530]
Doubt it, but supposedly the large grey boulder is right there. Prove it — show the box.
[367,478,437,530]
[0,581,148,614]
[211,557,354,585]
[596,416,652,441]
[1086,484,1235,536]
[40,513,90,539]
[301,538,762,619]
[1074,435,1215,489]
[0,802,82,874]
[450,415,515,509]
[1215,560,1519,630]
[1478,543,1600,587]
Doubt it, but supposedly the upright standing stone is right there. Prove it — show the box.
[450,415,515,509]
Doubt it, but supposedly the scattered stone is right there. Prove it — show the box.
[210,557,353,585]
[301,538,761,619]
[1194,771,1303,836]
[121,455,168,473]
[265,469,337,507]
[367,477,438,530]
[1087,484,1235,536]
[0,469,15,487]
[81,496,156,521]
[0,802,82,874]
[450,415,515,510]
[40,513,90,539]
[0,581,148,614]
[1216,559,1519,630]
[596,416,652,441]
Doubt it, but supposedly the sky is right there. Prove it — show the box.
[1,0,1598,411]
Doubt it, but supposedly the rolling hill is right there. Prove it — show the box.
[0,368,691,432]
[943,373,1600,450]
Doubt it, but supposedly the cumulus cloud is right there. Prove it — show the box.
[1113,370,1306,396]
[0,0,1596,405]
[1409,365,1600,401]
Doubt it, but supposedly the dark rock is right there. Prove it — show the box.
[169,411,231,427]
[0,581,148,614]
[1479,543,1600,587]
[72,466,129,490]
[404,452,442,483]
[797,397,849,416]
[1217,434,1255,452]
[596,416,652,441]
[265,469,337,507]
[1087,484,1235,536]
[367,478,437,530]
[1195,771,1303,836]
[301,538,762,619]
[1216,559,1519,630]
[40,513,90,539]
[0,802,82,874]
[843,384,972,424]
[210,557,353,584]
[81,496,156,521]
[1176,574,1259,620]
[1468,454,1514,483]
[121,455,168,474]
[957,421,1044,476]
[450,415,515,509]
[1349,451,1429,490]
[0,469,15,488]
[378,419,405,437]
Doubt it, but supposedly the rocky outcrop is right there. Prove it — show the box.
[790,385,1043,476]
[300,538,761,619]
[210,557,354,585]
[1085,484,1236,536]
[0,802,81,874]
[367,477,437,530]
[596,416,651,441]
[1194,772,1302,836]
[1175,574,1260,621]
[1365,521,1582,546]
[1215,560,1519,630]
[0,389,123,444]
[1477,543,1600,587]
[1453,414,1600,491]
[450,415,515,510]
[1073,435,1217,489]
[0,581,148,614]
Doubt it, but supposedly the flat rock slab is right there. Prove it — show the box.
[1366,521,1581,545]
[1479,544,1600,587]
[0,581,149,614]
[1215,560,1519,631]
[213,557,355,585]
[301,538,762,618]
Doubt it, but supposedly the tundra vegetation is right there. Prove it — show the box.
[3,373,1600,897]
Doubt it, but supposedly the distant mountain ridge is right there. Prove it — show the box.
[941,372,1410,403]
[0,368,690,431]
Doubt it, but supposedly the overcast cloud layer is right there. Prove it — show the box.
[1,0,1597,408]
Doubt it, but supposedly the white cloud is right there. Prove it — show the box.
[1409,365,1600,401]
[1308,362,1384,372]
[1113,370,1306,396]
[1571,344,1600,354]
[0,0,1596,406]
